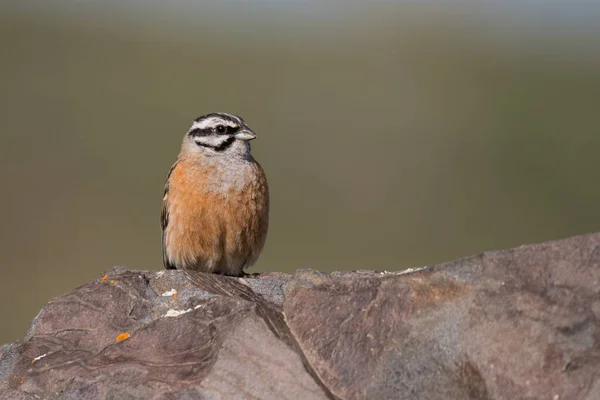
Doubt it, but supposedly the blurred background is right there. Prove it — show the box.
[1,1,599,344]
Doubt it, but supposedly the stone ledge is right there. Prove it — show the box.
[1,233,599,399]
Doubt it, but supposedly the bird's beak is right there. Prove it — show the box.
[234,129,257,141]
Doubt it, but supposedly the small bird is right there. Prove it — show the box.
[161,112,269,276]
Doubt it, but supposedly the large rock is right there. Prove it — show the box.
[1,233,599,399]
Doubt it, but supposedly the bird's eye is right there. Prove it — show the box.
[216,125,226,134]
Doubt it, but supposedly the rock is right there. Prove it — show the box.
[1,233,599,399]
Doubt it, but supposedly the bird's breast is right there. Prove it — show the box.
[165,159,269,271]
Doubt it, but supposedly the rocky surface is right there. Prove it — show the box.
[1,232,599,399]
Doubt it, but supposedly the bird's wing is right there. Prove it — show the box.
[161,161,179,270]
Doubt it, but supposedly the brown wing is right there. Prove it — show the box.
[161,161,179,269]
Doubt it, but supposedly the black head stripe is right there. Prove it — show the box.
[195,112,239,123]
[226,125,240,135]
[214,136,236,152]
[190,126,238,137]
[195,136,236,152]
[194,112,244,127]
[189,127,210,137]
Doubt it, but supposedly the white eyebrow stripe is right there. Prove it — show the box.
[193,117,239,130]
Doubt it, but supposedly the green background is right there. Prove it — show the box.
[1,2,599,345]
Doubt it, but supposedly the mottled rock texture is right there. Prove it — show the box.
[1,233,599,399]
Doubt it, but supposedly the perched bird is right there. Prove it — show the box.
[161,112,269,276]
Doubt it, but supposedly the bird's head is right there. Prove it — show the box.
[182,112,257,159]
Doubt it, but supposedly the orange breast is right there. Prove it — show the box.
[164,160,269,274]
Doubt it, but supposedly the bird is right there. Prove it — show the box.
[161,112,269,276]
